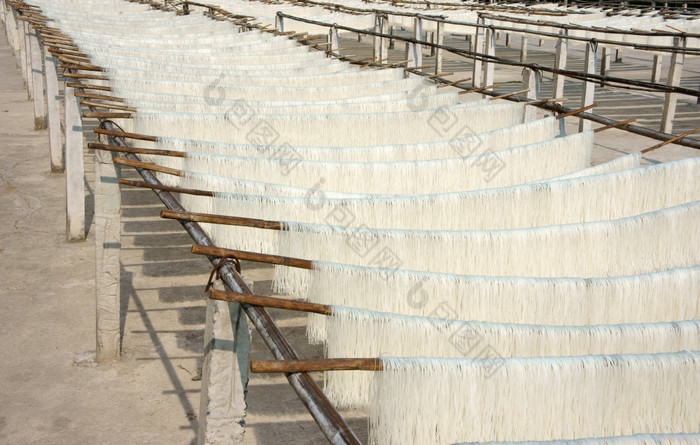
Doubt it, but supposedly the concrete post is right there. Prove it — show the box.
[552,29,567,99]
[600,46,611,87]
[29,27,46,129]
[94,149,121,363]
[520,36,528,63]
[505,33,510,47]
[435,21,444,75]
[614,49,622,63]
[651,54,663,83]
[373,14,381,60]
[406,17,423,68]
[661,37,685,134]
[388,26,395,49]
[484,26,496,89]
[18,17,27,86]
[24,22,33,100]
[44,46,63,172]
[329,26,339,54]
[197,281,251,445]
[472,20,485,88]
[579,42,597,132]
[373,14,388,62]
[522,68,540,122]
[64,86,86,242]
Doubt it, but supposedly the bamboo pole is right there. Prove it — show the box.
[160,209,283,230]
[83,111,133,119]
[555,103,598,120]
[68,82,112,92]
[210,289,332,315]
[251,358,383,373]
[63,73,109,81]
[191,244,315,270]
[594,118,637,133]
[93,128,157,142]
[113,158,182,176]
[641,127,700,153]
[88,142,186,158]
[489,88,530,101]
[118,179,215,197]
[75,92,125,103]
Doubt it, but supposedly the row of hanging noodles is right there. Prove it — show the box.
[267,201,700,290]
[167,131,590,194]
[119,75,434,104]
[127,90,460,116]
[300,264,700,343]
[150,116,552,162]
[174,155,697,233]
[547,152,641,180]
[164,150,637,207]
[132,102,527,147]
[98,67,407,88]
[369,352,700,444]
[456,433,700,445]
[323,307,700,408]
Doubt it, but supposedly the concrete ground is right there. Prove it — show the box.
[1,11,699,445]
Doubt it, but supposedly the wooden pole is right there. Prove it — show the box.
[160,209,283,230]
[556,103,598,120]
[118,179,215,197]
[594,117,637,133]
[112,157,182,176]
[251,358,383,373]
[93,128,157,142]
[641,127,699,154]
[210,289,332,315]
[191,244,315,270]
[88,142,186,158]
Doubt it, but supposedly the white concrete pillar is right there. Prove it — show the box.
[29,27,46,129]
[18,17,28,86]
[328,26,339,54]
[579,42,597,133]
[197,281,251,445]
[6,7,21,56]
[23,21,33,100]
[472,20,485,88]
[64,86,86,242]
[522,68,540,122]
[651,54,663,83]
[600,46,611,87]
[661,37,685,134]
[373,14,388,62]
[44,46,63,172]
[484,26,496,90]
[94,149,121,363]
[435,21,444,75]
[552,29,568,99]
[406,17,423,68]
[520,36,528,63]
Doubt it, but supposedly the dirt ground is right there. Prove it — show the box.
[1,12,699,445]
